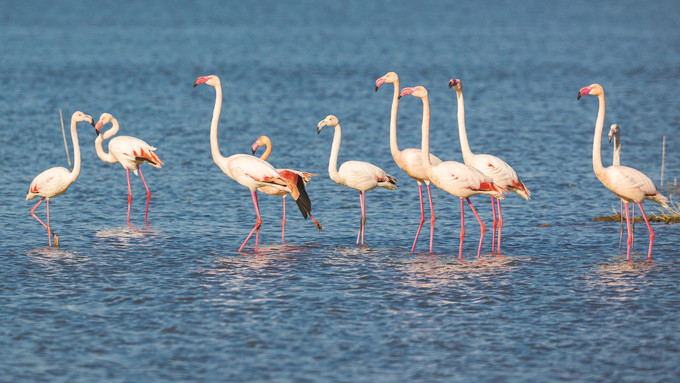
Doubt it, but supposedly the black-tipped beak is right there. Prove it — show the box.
[448,82,453,89]
[93,127,99,136]
[192,82,198,88]
[397,94,402,100]
[251,148,256,155]
[374,85,379,92]
[577,92,582,101]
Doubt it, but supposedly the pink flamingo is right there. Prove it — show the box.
[194,75,310,252]
[376,72,443,252]
[26,112,95,246]
[449,79,530,254]
[608,123,635,250]
[317,115,397,245]
[251,135,322,243]
[400,86,508,259]
[94,113,164,225]
[578,83,668,259]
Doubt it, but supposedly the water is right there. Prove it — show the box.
[1,0,680,381]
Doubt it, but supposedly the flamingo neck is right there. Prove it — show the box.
[592,93,606,177]
[328,125,342,184]
[612,132,620,166]
[68,118,81,184]
[260,142,272,161]
[210,82,226,164]
[455,88,474,162]
[388,79,401,159]
[420,94,432,173]
[94,117,119,164]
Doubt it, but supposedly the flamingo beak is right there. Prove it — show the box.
[193,76,210,88]
[375,75,387,92]
[577,86,592,101]
[95,120,103,136]
[398,87,416,99]
[317,120,327,134]
[251,141,259,155]
[608,131,613,143]
[448,79,459,89]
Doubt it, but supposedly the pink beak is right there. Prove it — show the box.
[398,87,417,99]
[375,75,387,92]
[251,141,260,155]
[193,76,210,87]
[577,86,592,100]
[95,120,103,134]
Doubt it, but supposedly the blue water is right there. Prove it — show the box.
[2,1,680,381]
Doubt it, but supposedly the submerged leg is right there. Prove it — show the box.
[636,202,654,259]
[239,190,262,252]
[138,165,151,223]
[411,182,425,252]
[466,197,486,258]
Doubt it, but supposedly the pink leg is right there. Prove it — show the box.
[636,202,654,259]
[126,168,132,226]
[426,183,435,253]
[137,165,151,223]
[618,200,624,251]
[356,191,366,245]
[281,195,286,244]
[624,203,632,260]
[459,198,465,260]
[631,203,635,251]
[491,197,497,252]
[30,197,49,246]
[411,182,426,252]
[309,213,322,232]
[496,198,503,253]
[466,197,486,258]
[46,199,51,246]
[239,190,262,252]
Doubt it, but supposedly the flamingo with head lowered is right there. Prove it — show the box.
[94,113,164,226]
[26,111,95,246]
[449,79,530,254]
[578,83,667,259]
[251,135,322,244]
[194,75,311,252]
[317,115,397,245]
[376,72,443,252]
[400,86,507,259]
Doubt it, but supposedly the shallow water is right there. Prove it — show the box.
[2,0,680,381]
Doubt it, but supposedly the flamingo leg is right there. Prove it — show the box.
[458,198,465,260]
[281,195,286,244]
[619,200,624,251]
[239,190,262,252]
[631,203,635,251]
[624,202,632,260]
[137,165,151,223]
[126,168,133,226]
[496,198,503,253]
[466,197,486,258]
[636,202,654,259]
[30,197,57,247]
[356,191,366,245]
[411,182,426,253]
[309,213,322,232]
[490,197,497,252]
[426,182,435,253]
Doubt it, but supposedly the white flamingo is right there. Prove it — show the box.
[608,123,635,250]
[400,86,507,259]
[449,79,530,254]
[578,83,668,259]
[26,111,95,246]
[194,75,310,252]
[94,113,164,225]
[375,72,443,252]
[251,135,322,244]
[317,115,397,244]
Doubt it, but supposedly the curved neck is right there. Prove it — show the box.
[68,118,81,184]
[389,80,401,159]
[612,133,620,166]
[260,142,272,161]
[420,95,432,172]
[455,88,474,161]
[328,125,342,183]
[95,117,119,163]
[592,93,606,176]
[210,83,226,163]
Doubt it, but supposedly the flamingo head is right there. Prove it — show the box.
[608,123,620,143]
[577,84,603,100]
[95,113,114,135]
[193,75,220,88]
[398,86,427,100]
[448,79,462,91]
[317,115,339,134]
[72,111,95,129]
[375,72,398,92]
[251,135,271,155]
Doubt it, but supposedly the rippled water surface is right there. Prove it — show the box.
[2,1,680,381]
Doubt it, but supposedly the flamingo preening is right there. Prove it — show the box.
[194,75,311,252]
[449,79,530,254]
[317,115,397,244]
[608,124,635,250]
[251,135,322,243]
[400,86,507,259]
[26,112,95,246]
[376,72,443,252]
[94,113,164,225]
[578,84,667,259]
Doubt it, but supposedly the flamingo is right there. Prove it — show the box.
[194,75,311,252]
[578,83,668,259]
[608,124,635,250]
[26,111,95,246]
[94,113,164,225]
[399,86,507,259]
[375,72,443,252]
[251,135,322,243]
[449,79,530,254]
[317,115,397,245]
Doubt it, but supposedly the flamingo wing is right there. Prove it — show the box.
[606,165,660,198]
[26,167,71,200]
